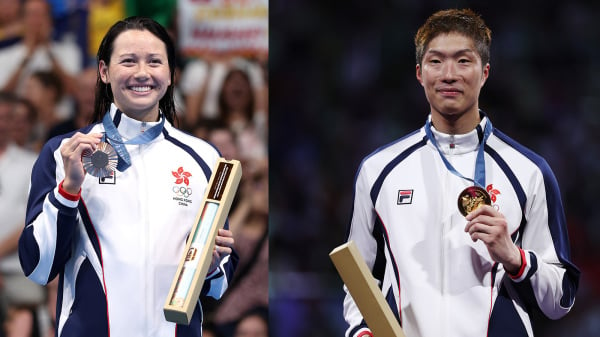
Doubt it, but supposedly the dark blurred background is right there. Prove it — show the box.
[270,1,600,336]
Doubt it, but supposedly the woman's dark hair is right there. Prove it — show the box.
[91,16,178,125]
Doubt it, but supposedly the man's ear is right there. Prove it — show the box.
[416,64,424,86]
[481,63,490,87]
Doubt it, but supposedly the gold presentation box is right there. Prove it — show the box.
[330,241,406,337]
[164,158,242,325]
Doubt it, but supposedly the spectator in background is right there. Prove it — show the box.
[233,306,268,337]
[10,97,37,152]
[21,70,64,152]
[0,0,81,115]
[46,67,97,140]
[0,92,45,335]
[190,117,222,141]
[192,113,265,166]
[217,65,267,162]
[2,305,41,337]
[41,278,57,337]
[0,0,24,48]
[47,0,89,67]
[180,58,222,128]
[179,58,266,133]
[205,121,240,161]
[218,68,255,135]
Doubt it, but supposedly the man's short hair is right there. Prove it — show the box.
[415,9,492,66]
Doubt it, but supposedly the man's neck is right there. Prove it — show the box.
[431,109,481,135]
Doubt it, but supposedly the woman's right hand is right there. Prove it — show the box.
[60,132,103,194]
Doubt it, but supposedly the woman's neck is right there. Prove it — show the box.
[119,107,160,123]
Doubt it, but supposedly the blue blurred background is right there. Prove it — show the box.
[270,1,600,336]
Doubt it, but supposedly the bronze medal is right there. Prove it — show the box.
[457,186,491,216]
[82,142,118,178]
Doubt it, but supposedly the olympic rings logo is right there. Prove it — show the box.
[172,186,193,198]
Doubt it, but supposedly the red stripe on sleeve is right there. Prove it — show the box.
[356,331,374,337]
[58,180,81,201]
[508,248,527,279]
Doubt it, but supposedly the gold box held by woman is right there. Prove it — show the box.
[164,158,242,325]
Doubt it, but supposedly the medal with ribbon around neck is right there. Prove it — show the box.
[424,114,493,216]
[82,109,165,177]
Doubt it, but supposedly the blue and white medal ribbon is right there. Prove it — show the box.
[102,110,165,171]
[424,114,493,216]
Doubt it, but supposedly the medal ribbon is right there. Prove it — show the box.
[424,115,493,188]
[102,110,165,171]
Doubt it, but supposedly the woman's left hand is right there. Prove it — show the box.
[208,229,234,274]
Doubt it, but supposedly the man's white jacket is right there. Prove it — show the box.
[344,116,579,337]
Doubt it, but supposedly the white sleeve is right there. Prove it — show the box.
[512,164,579,320]
[343,165,377,337]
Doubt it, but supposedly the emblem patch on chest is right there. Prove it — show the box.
[172,167,193,206]
[486,184,501,203]
[397,190,414,205]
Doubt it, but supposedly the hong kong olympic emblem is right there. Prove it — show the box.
[172,167,193,206]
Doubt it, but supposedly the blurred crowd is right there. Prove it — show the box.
[0,0,268,336]
[270,1,600,337]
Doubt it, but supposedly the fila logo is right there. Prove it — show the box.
[99,171,116,184]
[397,190,414,205]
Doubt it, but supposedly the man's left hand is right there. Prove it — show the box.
[464,205,522,274]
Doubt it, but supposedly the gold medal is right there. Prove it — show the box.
[82,142,118,178]
[457,186,491,216]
